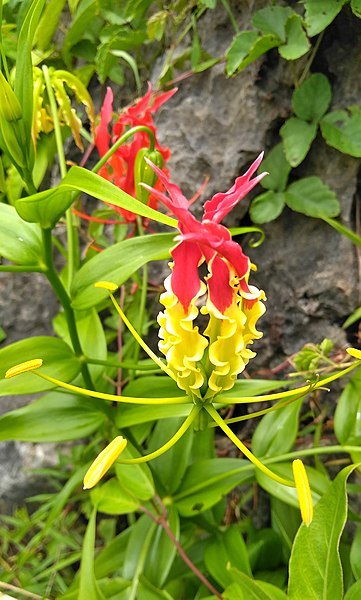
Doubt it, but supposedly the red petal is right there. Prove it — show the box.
[95,87,113,156]
[207,255,233,312]
[171,241,203,311]
[203,153,267,223]
[151,87,177,112]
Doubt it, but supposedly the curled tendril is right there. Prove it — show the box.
[229,226,266,248]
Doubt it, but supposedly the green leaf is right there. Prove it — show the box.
[220,378,293,399]
[343,306,361,329]
[0,203,43,265]
[280,118,318,166]
[144,506,179,588]
[320,106,361,157]
[226,32,280,77]
[116,404,192,428]
[0,336,81,396]
[115,445,155,501]
[204,526,252,589]
[250,191,285,224]
[79,508,105,600]
[226,568,287,600]
[279,14,310,60]
[292,73,332,122]
[16,166,177,229]
[137,575,174,600]
[345,579,361,600]
[62,0,98,66]
[123,514,157,580]
[288,464,358,600]
[256,463,329,511]
[304,0,348,36]
[252,6,293,41]
[334,368,361,445]
[90,478,140,515]
[259,143,291,192]
[271,497,301,561]
[0,391,107,442]
[35,0,67,50]
[147,10,168,41]
[284,176,340,218]
[174,458,254,516]
[252,398,303,458]
[351,0,361,18]
[71,233,174,309]
[350,524,361,580]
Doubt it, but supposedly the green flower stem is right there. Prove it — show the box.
[322,216,361,247]
[264,445,361,465]
[31,365,190,404]
[41,228,93,389]
[92,126,155,175]
[216,361,360,405]
[118,405,201,464]
[109,292,177,381]
[42,65,78,290]
[205,404,295,487]
[129,216,149,374]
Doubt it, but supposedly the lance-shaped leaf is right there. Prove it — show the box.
[0,203,43,265]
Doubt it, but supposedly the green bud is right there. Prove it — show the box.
[134,148,163,204]
[0,72,22,122]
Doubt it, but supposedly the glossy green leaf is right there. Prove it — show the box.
[62,0,98,65]
[0,203,43,265]
[252,398,303,458]
[35,0,67,50]
[271,497,301,561]
[123,514,157,580]
[219,378,293,399]
[137,575,174,600]
[226,568,287,599]
[148,417,194,494]
[252,6,293,41]
[345,579,361,600]
[292,74,332,122]
[334,368,361,445]
[79,508,105,600]
[90,478,140,515]
[0,336,81,396]
[115,444,154,501]
[320,107,361,157]
[284,176,340,218]
[147,10,168,41]
[350,524,361,580]
[15,187,75,228]
[0,391,107,442]
[174,458,254,516]
[116,404,191,428]
[204,526,252,589]
[351,0,361,17]
[259,143,291,192]
[226,31,279,76]
[280,118,318,166]
[288,464,357,599]
[71,233,174,309]
[256,463,329,510]
[279,14,310,60]
[144,506,179,587]
[250,191,285,224]
[304,0,348,36]
[94,528,131,579]
[342,306,361,329]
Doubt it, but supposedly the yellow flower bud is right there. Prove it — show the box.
[83,436,127,490]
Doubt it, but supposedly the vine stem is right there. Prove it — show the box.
[92,125,155,174]
[42,228,93,389]
[140,499,223,599]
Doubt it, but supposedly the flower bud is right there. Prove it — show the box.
[134,148,163,204]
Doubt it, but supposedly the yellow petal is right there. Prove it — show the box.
[94,281,119,292]
[292,459,313,526]
[83,436,127,490]
[5,359,43,379]
[346,347,361,360]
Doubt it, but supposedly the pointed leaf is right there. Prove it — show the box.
[204,526,252,589]
[280,118,318,166]
[144,506,180,587]
[259,143,291,192]
[0,203,43,264]
[288,464,358,599]
[0,336,81,395]
[345,579,361,600]
[79,508,105,600]
[350,524,361,580]
[351,0,361,18]
[90,478,140,515]
[71,233,174,309]
[284,176,340,218]
[115,445,155,502]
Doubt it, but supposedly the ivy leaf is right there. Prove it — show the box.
[226,31,280,77]
[250,191,285,224]
[259,143,291,192]
[292,73,332,122]
[252,6,293,41]
[320,106,361,157]
[304,0,348,37]
[280,118,318,166]
[284,176,340,218]
[279,14,310,60]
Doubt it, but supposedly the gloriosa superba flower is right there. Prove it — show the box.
[6,157,361,525]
